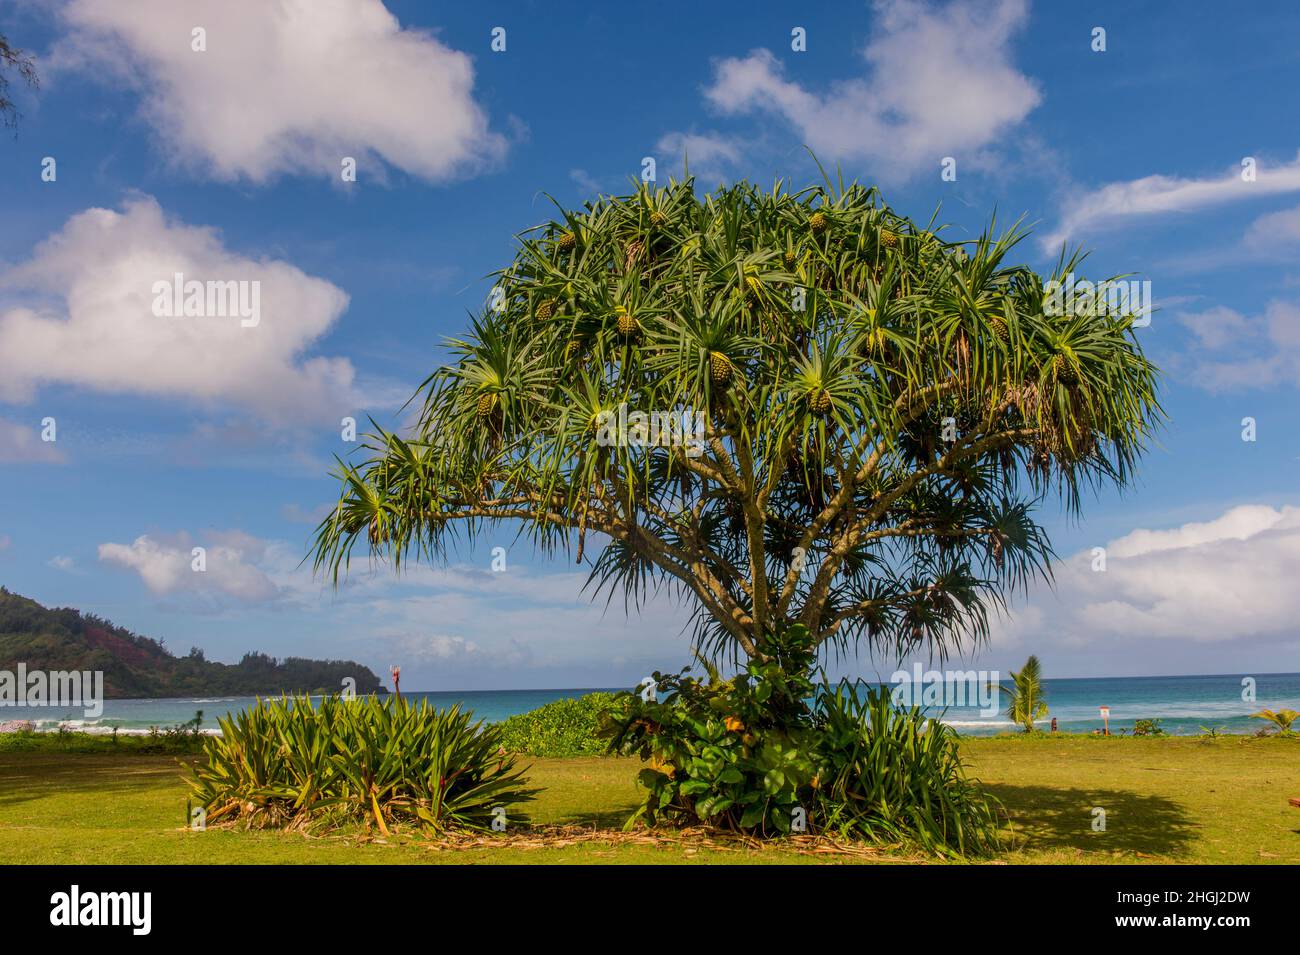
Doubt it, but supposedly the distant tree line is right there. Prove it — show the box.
[0,588,386,698]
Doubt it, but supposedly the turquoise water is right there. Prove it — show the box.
[925,672,1300,736]
[3,673,1298,736]
[0,688,620,733]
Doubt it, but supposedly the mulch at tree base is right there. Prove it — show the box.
[191,819,930,860]
[413,824,922,859]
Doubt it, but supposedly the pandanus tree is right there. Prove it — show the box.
[311,172,1160,675]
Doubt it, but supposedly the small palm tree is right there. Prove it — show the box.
[992,655,1049,733]
[1250,708,1299,736]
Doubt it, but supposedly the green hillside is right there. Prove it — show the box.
[0,588,384,698]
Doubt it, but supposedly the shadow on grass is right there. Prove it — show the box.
[0,754,189,809]
[986,783,1197,858]
[547,803,641,829]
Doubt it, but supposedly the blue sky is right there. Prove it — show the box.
[1,0,1298,689]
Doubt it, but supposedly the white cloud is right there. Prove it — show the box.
[1175,299,1300,390]
[88,525,691,681]
[994,505,1300,647]
[98,530,288,605]
[1177,305,1252,351]
[1244,203,1300,250]
[47,556,75,571]
[654,131,744,184]
[0,196,355,422]
[1045,153,1300,250]
[699,0,1039,181]
[0,417,65,463]
[316,558,696,687]
[54,0,505,184]
[568,169,604,196]
[281,502,334,525]
[376,631,489,664]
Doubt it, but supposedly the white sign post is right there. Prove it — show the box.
[1099,705,1110,736]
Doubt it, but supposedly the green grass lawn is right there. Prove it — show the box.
[1,736,1297,864]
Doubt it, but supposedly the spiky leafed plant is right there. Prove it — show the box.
[187,695,537,834]
[1250,708,1299,735]
[311,171,1160,674]
[992,655,1050,733]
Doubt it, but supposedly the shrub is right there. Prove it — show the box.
[497,692,619,757]
[603,625,1001,855]
[1250,708,1299,736]
[603,628,821,836]
[0,726,207,755]
[1132,718,1167,737]
[186,695,537,834]
[816,682,1000,857]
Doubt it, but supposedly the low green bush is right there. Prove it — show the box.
[603,633,820,835]
[1132,718,1167,737]
[0,720,208,755]
[603,625,1001,856]
[816,681,1000,856]
[186,695,537,834]
[497,692,620,757]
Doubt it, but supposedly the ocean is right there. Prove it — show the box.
[3,672,1299,736]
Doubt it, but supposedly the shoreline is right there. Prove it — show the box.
[5,674,1296,738]
[0,718,1278,740]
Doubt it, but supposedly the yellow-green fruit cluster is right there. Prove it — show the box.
[810,211,829,234]
[879,229,899,249]
[535,299,557,321]
[809,388,833,416]
[709,351,734,385]
[1053,352,1078,384]
[557,231,576,252]
[989,315,1009,344]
